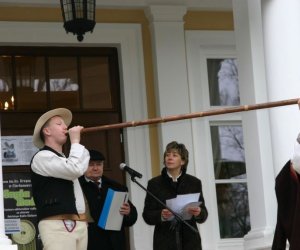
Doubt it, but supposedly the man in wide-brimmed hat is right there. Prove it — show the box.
[30,108,90,250]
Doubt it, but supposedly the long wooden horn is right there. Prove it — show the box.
[81,98,300,133]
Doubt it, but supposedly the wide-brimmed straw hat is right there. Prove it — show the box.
[33,108,72,148]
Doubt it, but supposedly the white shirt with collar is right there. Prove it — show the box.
[31,143,90,214]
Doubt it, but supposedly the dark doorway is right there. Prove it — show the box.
[1,46,129,249]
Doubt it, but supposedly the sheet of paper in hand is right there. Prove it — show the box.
[166,193,201,220]
[98,188,128,231]
[180,201,202,220]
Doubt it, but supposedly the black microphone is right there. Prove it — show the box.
[120,163,143,179]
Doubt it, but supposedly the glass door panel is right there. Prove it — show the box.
[0,56,14,110]
[15,56,47,110]
[81,57,112,109]
[48,57,79,109]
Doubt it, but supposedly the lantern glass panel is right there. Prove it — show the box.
[62,2,73,21]
[75,0,84,18]
[87,1,95,20]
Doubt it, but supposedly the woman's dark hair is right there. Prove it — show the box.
[163,141,189,169]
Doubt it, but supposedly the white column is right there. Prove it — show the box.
[0,122,17,249]
[145,5,196,174]
[262,0,300,175]
[232,0,276,249]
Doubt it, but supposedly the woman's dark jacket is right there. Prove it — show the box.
[142,167,208,250]
[272,160,300,250]
[79,175,137,250]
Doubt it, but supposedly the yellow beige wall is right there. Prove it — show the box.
[0,7,233,177]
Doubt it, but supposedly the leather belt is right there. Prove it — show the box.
[43,213,87,221]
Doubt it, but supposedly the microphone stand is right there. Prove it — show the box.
[129,175,198,234]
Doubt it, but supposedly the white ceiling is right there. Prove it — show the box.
[0,0,232,11]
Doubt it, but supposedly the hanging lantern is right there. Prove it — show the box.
[60,0,96,42]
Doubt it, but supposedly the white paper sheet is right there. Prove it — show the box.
[98,188,128,231]
[166,193,201,220]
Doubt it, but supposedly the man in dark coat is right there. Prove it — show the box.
[79,150,138,250]
[272,138,300,250]
[143,141,208,250]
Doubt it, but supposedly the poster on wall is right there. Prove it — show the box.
[1,136,38,166]
[3,171,43,250]
[1,134,42,249]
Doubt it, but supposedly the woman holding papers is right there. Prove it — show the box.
[143,141,208,250]
[79,149,138,250]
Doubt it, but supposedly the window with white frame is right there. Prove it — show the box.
[210,122,250,238]
[208,58,250,238]
[207,58,250,238]
[186,31,252,247]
